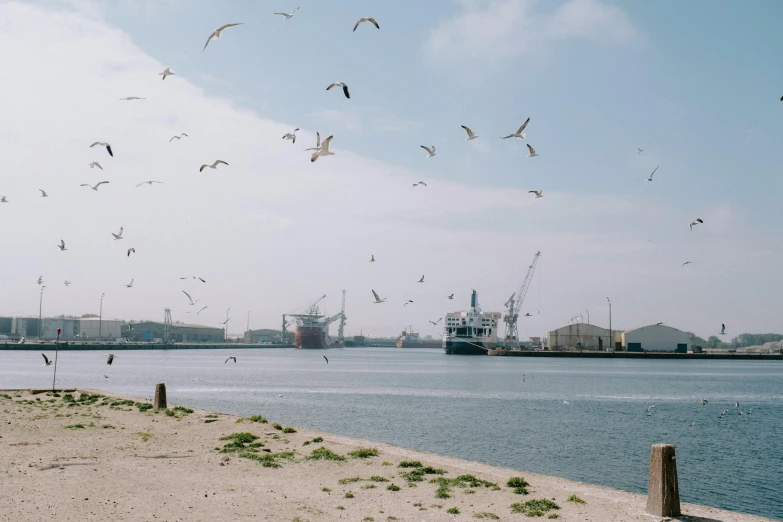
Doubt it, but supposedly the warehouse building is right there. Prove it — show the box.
[547,323,612,351]
[78,318,125,339]
[122,321,224,343]
[621,324,692,352]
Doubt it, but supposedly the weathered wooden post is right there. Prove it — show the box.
[153,383,167,410]
[646,444,681,517]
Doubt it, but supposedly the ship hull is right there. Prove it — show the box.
[443,338,491,355]
[295,326,327,349]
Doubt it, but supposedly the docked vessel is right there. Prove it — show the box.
[395,327,442,348]
[443,290,501,355]
[289,293,346,349]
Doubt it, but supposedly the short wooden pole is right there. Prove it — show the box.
[153,383,167,410]
[646,444,681,517]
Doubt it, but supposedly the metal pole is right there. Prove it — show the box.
[225,308,230,341]
[52,329,61,392]
[38,286,45,339]
[586,309,590,324]
[607,297,612,351]
[99,293,105,341]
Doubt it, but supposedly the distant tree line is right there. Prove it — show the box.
[689,332,783,349]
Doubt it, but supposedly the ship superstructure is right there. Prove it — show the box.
[443,290,501,355]
[288,293,346,349]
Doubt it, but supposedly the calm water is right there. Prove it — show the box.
[2,348,782,519]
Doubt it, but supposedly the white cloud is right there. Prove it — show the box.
[426,0,637,63]
[309,109,364,134]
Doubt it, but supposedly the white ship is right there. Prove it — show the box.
[443,290,501,355]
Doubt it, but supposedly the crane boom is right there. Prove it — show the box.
[503,251,541,349]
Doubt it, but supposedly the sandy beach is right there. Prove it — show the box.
[0,388,774,522]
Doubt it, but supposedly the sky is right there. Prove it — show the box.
[1,0,782,339]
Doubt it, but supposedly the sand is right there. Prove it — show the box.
[0,388,774,522]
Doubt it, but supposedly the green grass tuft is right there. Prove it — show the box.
[335,506,345,510]
[401,466,447,482]
[240,450,294,468]
[248,415,267,423]
[473,513,500,520]
[0,394,12,400]
[64,423,85,429]
[321,487,331,493]
[446,507,460,515]
[282,427,297,433]
[510,499,560,517]
[272,423,283,430]
[136,403,153,412]
[361,484,376,489]
[135,431,154,442]
[386,484,401,492]
[311,436,323,443]
[338,477,363,485]
[102,424,115,429]
[566,494,585,504]
[344,491,354,499]
[430,475,497,500]
[398,460,423,468]
[348,447,379,459]
[307,446,346,461]
[369,475,388,482]
[548,515,560,519]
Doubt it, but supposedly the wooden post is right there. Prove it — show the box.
[153,383,167,410]
[646,444,680,517]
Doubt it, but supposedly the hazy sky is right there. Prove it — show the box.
[1,0,782,339]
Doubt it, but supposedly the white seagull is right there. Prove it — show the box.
[447,294,454,300]
[526,144,538,157]
[689,218,704,230]
[282,128,299,143]
[169,133,188,142]
[197,305,208,315]
[225,356,237,363]
[200,160,229,172]
[0,196,7,203]
[90,141,113,157]
[353,17,380,32]
[429,318,443,325]
[637,148,644,154]
[112,227,123,240]
[501,118,530,139]
[80,181,110,191]
[126,247,135,257]
[63,281,71,286]
[461,125,479,140]
[682,261,693,267]
[182,290,201,306]
[180,276,207,283]
[39,189,48,198]
[56,240,67,252]
[103,353,116,365]
[34,276,43,285]
[370,255,375,262]
[371,289,386,304]
[529,190,544,199]
[326,82,350,99]
[639,166,659,182]
[203,23,243,52]
[119,96,145,101]
[322,355,329,364]
[417,275,425,283]
[89,162,103,169]
[412,181,427,188]
[305,132,321,152]
[310,135,334,162]
[159,67,175,80]
[135,181,164,187]
[41,353,53,366]
[420,145,436,158]
[274,7,299,19]
[125,279,134,288]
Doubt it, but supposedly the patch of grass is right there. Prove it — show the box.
[64,423,85,429]
[335,506,345,511]
[338,477,363,485]
[0,394,12,400]
[547,515,560,520]
[102,424,116,429]
[282,427,297,433]
[164,409,176,417]
[219,432,264,453]
[361,484,376,489]
[473,513,500,520]
[507,477,530,494]
[135,431,154,442]
[401,466,447,482]
[241,450,295,468]
[386,484,401,492]
[387,517,398,521]
[136,403,153,412]
[362,517,375,521]
[321,487,331,493]
[110,399,135,407]
[302,441,311,446]
[566,494,585,504]
[348,447,379,459]
[272,423,283,430]
[204,414,219,419]
[311,436,323,443]
[248,415,267,423]
[220,432,259,444]
[431,475,497,500]
[447,507,460,515]
[398,460,423,468]
[370,475,388,482]
[62,393,75,402]
[308,446,346,461]
[510,499,560,517]
[344,492,354,499]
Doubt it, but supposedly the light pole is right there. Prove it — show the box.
[586,309,590,324]
[225,308,230,341]
[98,293,105,342]
[38,285,46,339]
[246,311,250,343]
[606,297,612,351]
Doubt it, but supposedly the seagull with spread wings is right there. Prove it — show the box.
[39,189,48,198]
[690,218,704,230]
[353,17,380,32]
[182,290,201,306]
[159,67,175,80]
[80,181,110,191]
[371,290,386,304]
[429,318,443,325]
[200,160,228,172]
[88,162,102,169]
[180,276,206,283]
[169,133,188,142]
[526,144,538,157]
[461,125,479,140]
[41,353,53,366]
[305,132,321,152]
[90,141,113,157]
[529,190,543,199]
[112,227,123,240]
[420,145,436,158]
[501,118,530,139]
[283,128,299,143]
[56,240,67,252]
[135,181,164,187]
[274,7,299,19]
[125,279,134,288]
[126,247,136,257]
[203,23,243,51]
[310,135,334,162]
[417,275,425,283]
[326,82,350,99]
[639,166,659,182]
[412,181,427,187]
[120,96,144,101]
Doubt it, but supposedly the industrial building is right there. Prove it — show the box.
[0,316,126,340]
[244,329,285,343]
[122,321,224,343]
[622,324,692,353]
[78,318,124,339]
[547,323,613,351]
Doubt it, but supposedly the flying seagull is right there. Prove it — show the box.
[529,190,543,199]
[63,281,71,286]
[655,322,664,326]
[404,300,413,307]
[639,166,659,182]
[447,294,454,300]
[524,312,532,317]
[126,247,135,257]
[112,227,123,240]
[200,160,229,172]
[182,290,201,306]
[125,279,134,288]
[180,276,206,283]
[310,135,334,162]
[34,276,43,285]
[429,318,443,325]
[370,255,375,262]
[305,132,321,152]
[103,353,115,365]
[282,128,299,143]
[80,181,110,191]
[322,355,329,364]
[461,125,479,140]
[90,141,113,157]
[0,196,7,203]
[353,17,380,32]
[225,356,236,364]
[219,317,231,326]
[720,323,726,335]
[637,148,644,154]
[169,133,188,142]
[159,67,175,80]
[420,145,436,158]
[412,181,427,187]
[41,353,52,366]
[371,289,386,304]
[119,96,145,101]
[701,398,708,405]
[682,261,693,267]
[57,240,67,252]
[203,23,243,52]
[326,82,350,99]
[417,275,425,283]
[197,305,208,315]
[39,189,48,198]
[526,144,538,157]
[689,218,704,230]
[89,162,103,169]
[501,118,530,139]
[135,181,164,187]
[274,7,299,19]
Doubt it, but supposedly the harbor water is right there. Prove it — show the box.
[1,347,781,519]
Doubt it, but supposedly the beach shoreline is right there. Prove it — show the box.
[0,387,775,522]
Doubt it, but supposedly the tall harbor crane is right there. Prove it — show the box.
[336,290,346,344]
[504,251,541,349]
